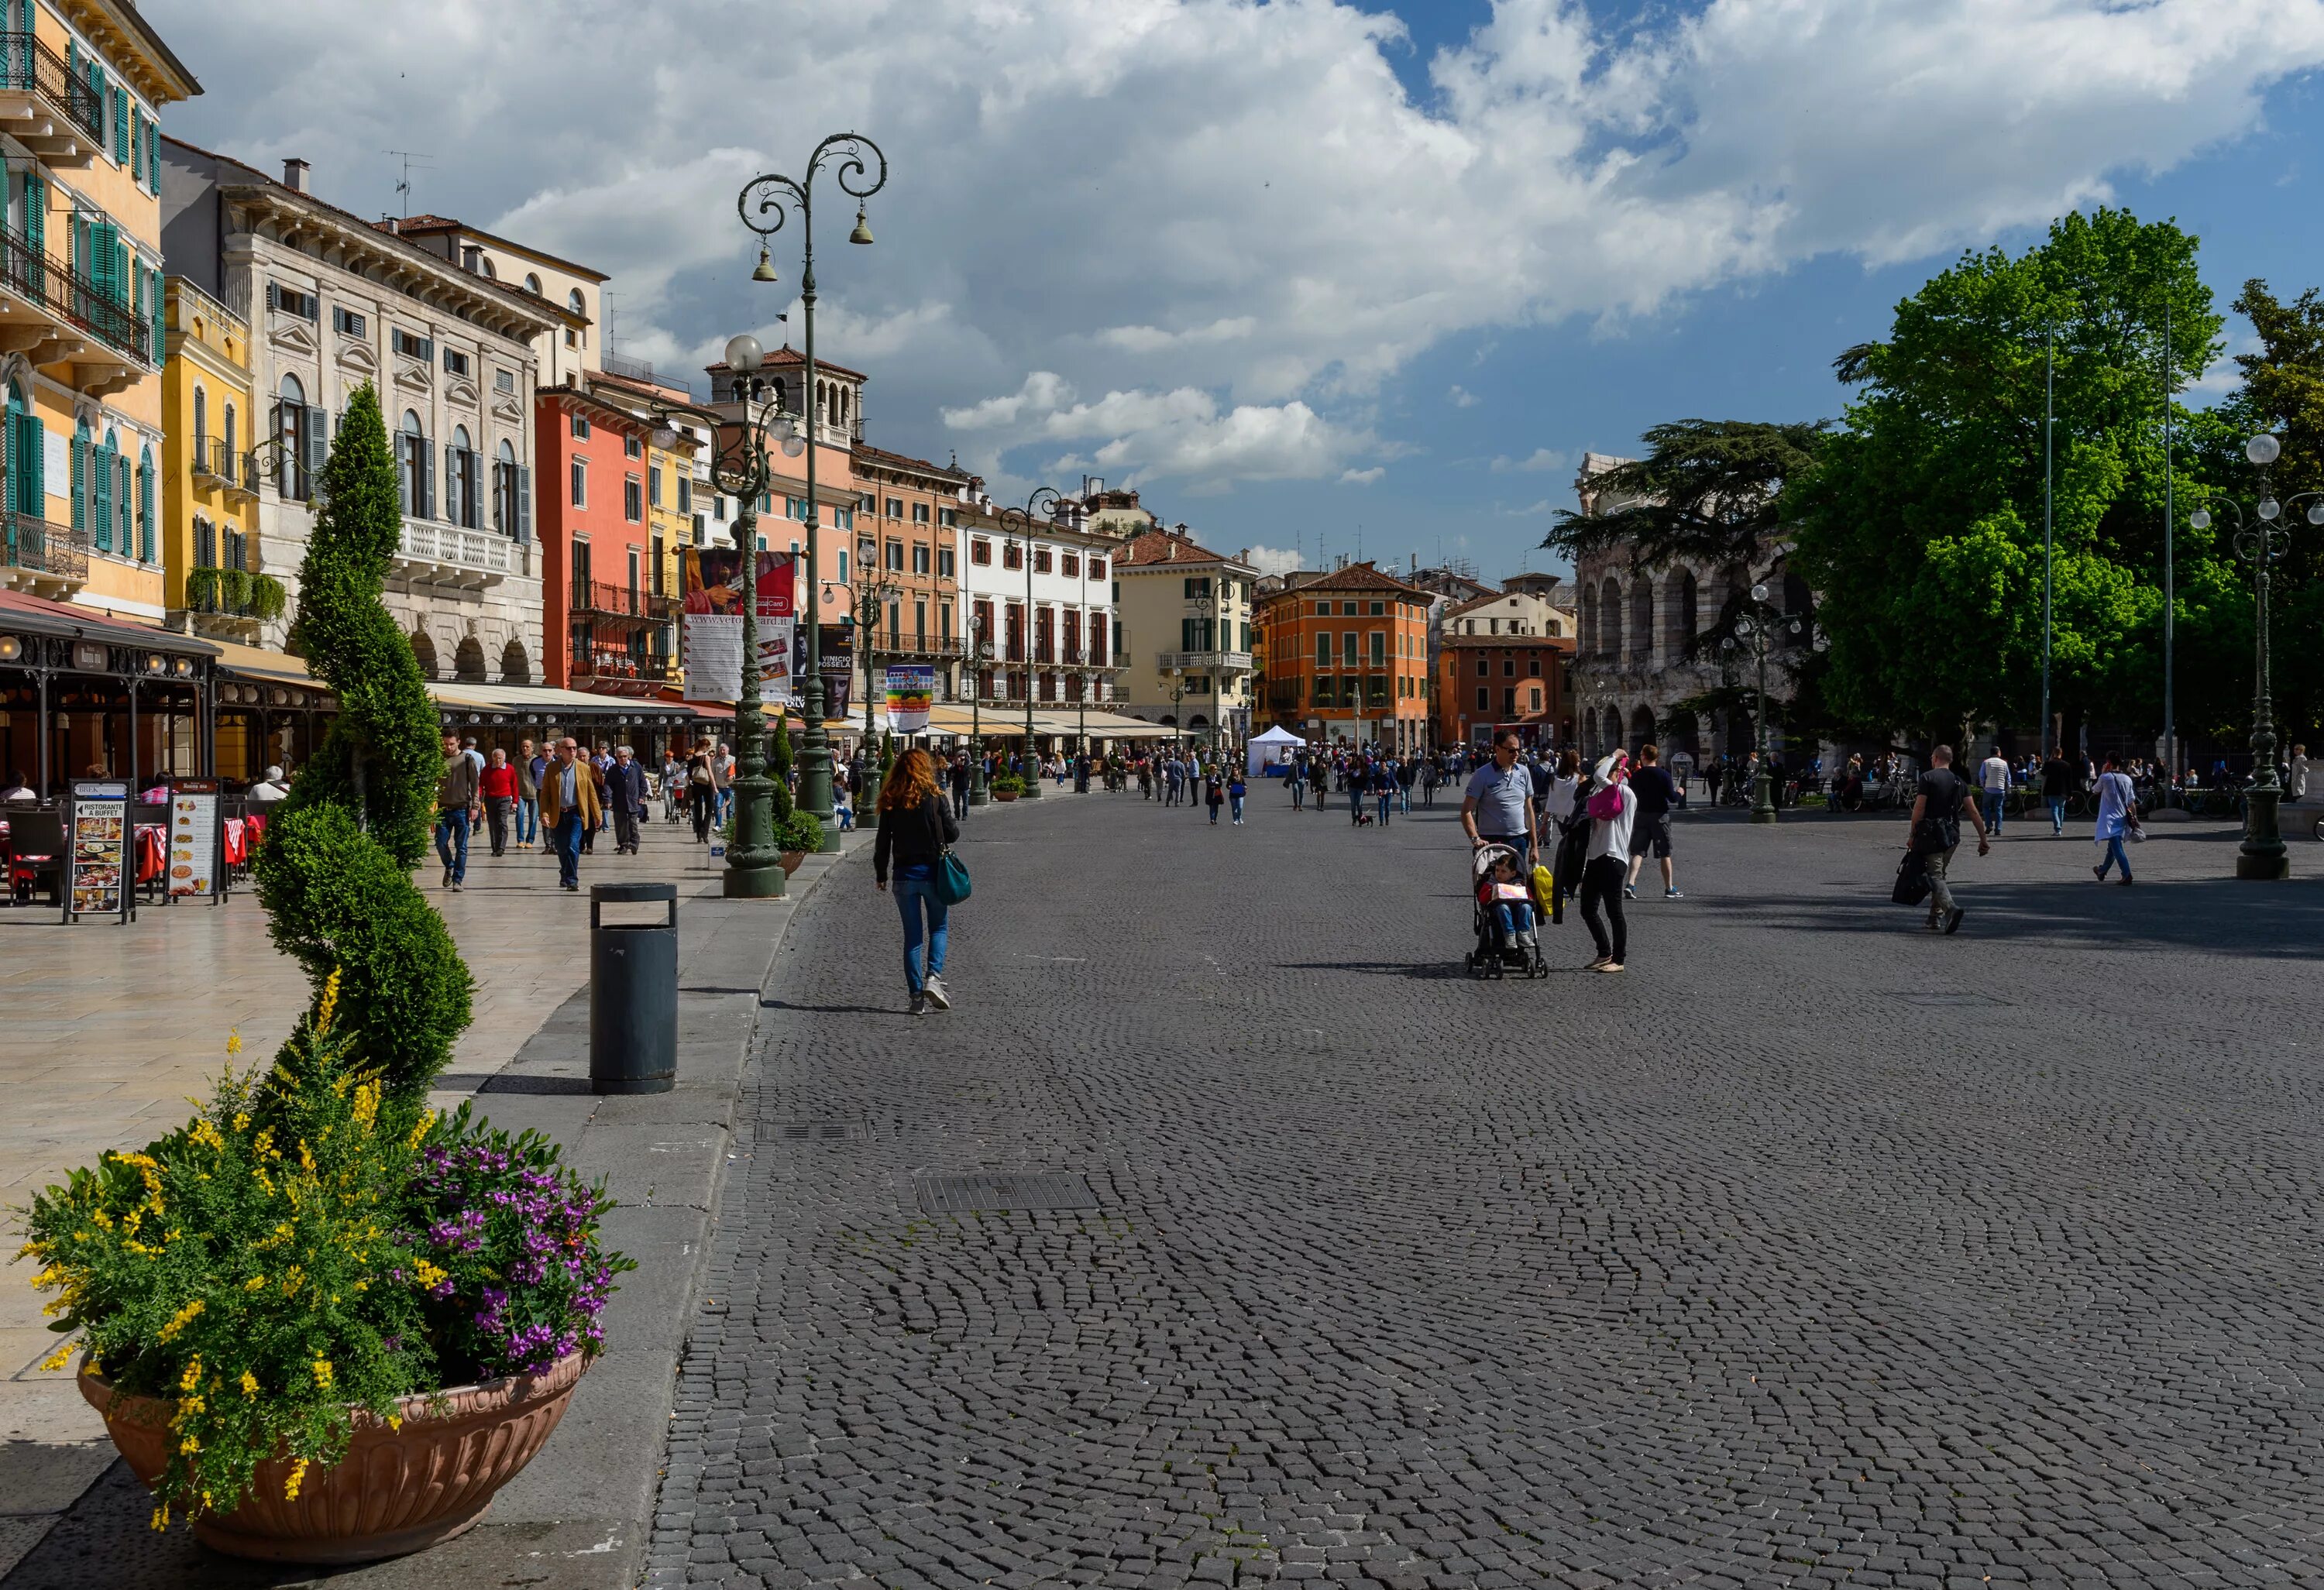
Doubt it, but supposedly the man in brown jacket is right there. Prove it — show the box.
[537,737,603,893]
[435,733,482,891]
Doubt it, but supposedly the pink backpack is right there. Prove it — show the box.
[1586,782,1627,822]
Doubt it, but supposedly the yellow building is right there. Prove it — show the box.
[159,274,274,639]
[0,1,199,624]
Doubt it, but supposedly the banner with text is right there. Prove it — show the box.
[884,665,935,734]
[682,550,796,704]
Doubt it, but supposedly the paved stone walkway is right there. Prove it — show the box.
[648,788,2324,1588]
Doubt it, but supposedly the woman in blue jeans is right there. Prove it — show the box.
[874,748,961,1015]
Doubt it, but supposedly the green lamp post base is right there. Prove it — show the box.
[723,864,787,898]
[1750,770,1778,825]
[2238,788,2290,879]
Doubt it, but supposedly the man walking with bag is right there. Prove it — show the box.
[1910,745,1991,934]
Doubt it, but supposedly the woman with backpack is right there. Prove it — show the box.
[1205,765,1226,826]
[1227,768,1248,826]
[1580,752,1635,973]
[874,748,962,1016]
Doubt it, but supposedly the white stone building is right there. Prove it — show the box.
[160,143,555,682]
[1569,451,1808,761]
[956,499,1121,723]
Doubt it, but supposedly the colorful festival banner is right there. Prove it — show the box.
[884,664,935,733]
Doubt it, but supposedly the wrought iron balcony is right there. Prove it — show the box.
[0,225,156,383]
[570,579,674,622]
[0,33,104,162]
[0,510,85,591]
[570,644,674,696]
[191,438,259,496]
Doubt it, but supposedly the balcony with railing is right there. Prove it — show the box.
[394,520,516,588]
[1158,649,1253,673]
[868,633,965,660]
[570,579,678,623]
[0,33,104,163]
[190,438,260,498]
[569,644,674,697]
[0,227,156,394]
[0,510,85,594]
[180,566,288,637]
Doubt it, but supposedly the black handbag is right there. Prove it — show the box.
[1892,848,1931,906]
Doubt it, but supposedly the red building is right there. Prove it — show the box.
[535,376,678,694]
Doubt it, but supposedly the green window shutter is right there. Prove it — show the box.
[139,452,153,561]
[114,91,126,163]
[90,445,108,551]
[150,116,160,189]
[114,237,127,306]
[117,455,129,554]
[24,175,41,262]
[69,431,83,531]
[25,412,41,514]
[3,405,15,520]
[129,108,138,177]
[151,283,163,363]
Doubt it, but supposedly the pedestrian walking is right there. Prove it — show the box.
[480,747,518,858]
[1580,753,1635,973]
[1289,758,1305,811]
[538,737,601,892]
[1978,747,2012,836]
[1461,730,1539,866]
[1205,768,1225,825]
[515,737,541,847]
[434,733,480,891]
[606,745,648,854]
[686,740,717,843]
[712,742,734,829]
[1909,745,1990,934]
[873,748,961,1017]
[2092,754,2139,884]
[1373,760,1394,826]
[2040,747,2074,836]
[1229,770,1247,825]
[950,754,971,821]
[1622,743,1683,900]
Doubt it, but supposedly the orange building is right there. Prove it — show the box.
[1255,561,1432,754]
[1435,630,1574,751]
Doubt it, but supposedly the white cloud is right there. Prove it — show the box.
[1339,466,1386,485]
[1491,448,1573,473]
[1243,544,1305,575]
[157,0,2324,495]
[1447,385,1480,408]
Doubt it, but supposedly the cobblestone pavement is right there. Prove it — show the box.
[648,790,2324,1588]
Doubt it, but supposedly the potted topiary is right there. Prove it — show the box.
[990,772,1025,802]
[766,717,820,873]
[15,386,631,1564]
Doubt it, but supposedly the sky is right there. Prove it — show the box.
[150,0,2324,586]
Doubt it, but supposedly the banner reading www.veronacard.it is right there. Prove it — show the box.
[682,550,796,703]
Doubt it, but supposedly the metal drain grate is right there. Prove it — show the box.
[913,1171,1099,1214]
[768,1121,866,1142]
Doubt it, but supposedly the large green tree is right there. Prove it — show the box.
[2226,280,2324,747]
[1788,208,2231,744]
[251,383,473,1101]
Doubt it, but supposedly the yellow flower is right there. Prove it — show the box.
[225,1029,242,1056]
[386,1413,402,1432]
[156,1300,205,1344]
[232,1111,251,1132]
[284,1458,311,1500]
[178,1434,200,1454]
[37,1340,75,1373]
[239,1370,260,1397]
[352,1081,380,1128]
[175,1394,205,1419]
[150,1502,170,1531]
[311,1358,334,1390]
[315,968,342,1035]
[405,1109,436,1151]
[178,1355,203,1392]
[243,1275,266,1292]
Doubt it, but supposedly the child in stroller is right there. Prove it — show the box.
[1467,842,1548,979]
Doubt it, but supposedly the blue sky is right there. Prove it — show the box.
[161,0,2324,587]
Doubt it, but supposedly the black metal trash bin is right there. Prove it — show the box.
[590,881,678,1094]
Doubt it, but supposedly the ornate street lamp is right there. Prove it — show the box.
[832,568,903,818]
[994,486,1067,798]
[654,346,802,898]
[2189,431,2320,881]
[968,611,992,805]
[1729,579,1809,826]
[736,132,886,854]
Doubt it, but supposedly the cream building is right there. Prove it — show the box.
[1116,527,1257,747]
[956,499,1120,725]
[160,143,557,682]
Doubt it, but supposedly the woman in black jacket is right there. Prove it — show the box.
[875,748,961,1015]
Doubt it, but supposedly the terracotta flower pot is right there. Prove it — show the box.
[994,790,1019,802]
[81,1351,588,1564]
[779,850,805,875]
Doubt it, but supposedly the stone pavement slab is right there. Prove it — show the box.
[0,805,888,1587]
[643,788,2324,1588]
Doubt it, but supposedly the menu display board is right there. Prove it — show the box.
[169,779,220,898]
[68,781,129,922]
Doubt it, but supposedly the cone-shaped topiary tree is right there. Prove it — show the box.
[252,383,473,1101]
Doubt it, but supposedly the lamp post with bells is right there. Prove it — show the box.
[1169,668,1187,757]
[2189,431,2322,881]
[994,486,1070,798]
[735,132,885,853]
[968,612,992,805]
[652,358,803,897]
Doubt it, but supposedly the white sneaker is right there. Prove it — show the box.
[923,974,951,1011]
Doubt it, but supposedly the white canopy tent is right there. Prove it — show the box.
[1246,725,1305,777]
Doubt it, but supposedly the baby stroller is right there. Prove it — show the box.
[1466,842,1548,980]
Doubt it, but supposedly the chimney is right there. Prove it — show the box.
[461,244,483,273]
[282,158,311,194]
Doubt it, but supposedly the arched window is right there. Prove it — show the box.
[223,404,236,462]
[277,373,306,498]
[192,386,207,452]
[1628,577,1653,663]
[480,256,496,279]
[450,424,474,528]
[1597,577,1622,661]
[493,438,517,535]
[567,287,584,315]
[524,273,541,295]
[769,377,787,413]
[1677,570,1699,657]
[137,446,154,562]
[3,382,39,518]
[399,409,425,518]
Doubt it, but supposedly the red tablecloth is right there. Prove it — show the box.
[223,818,247,867]
[136,824,166,884]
